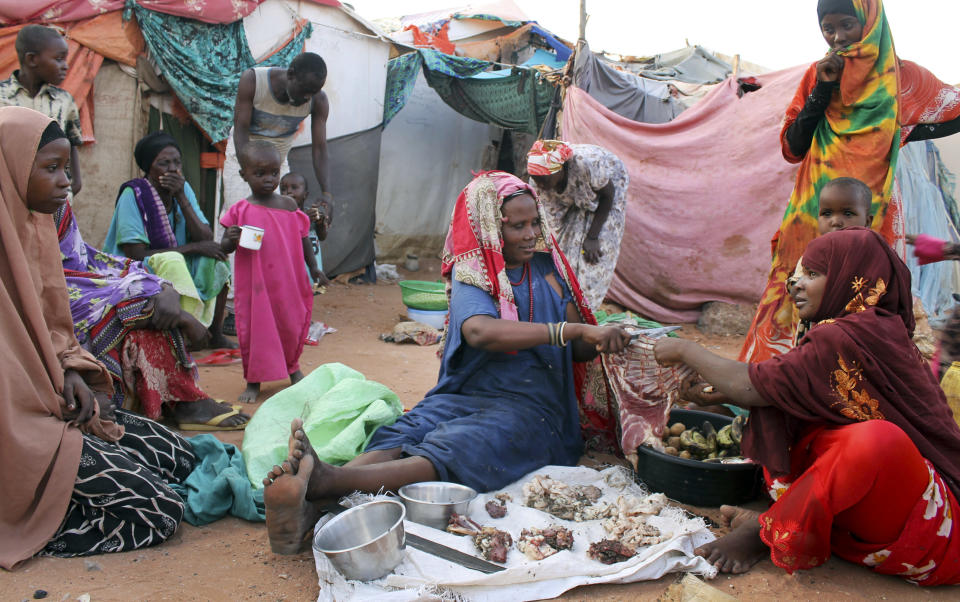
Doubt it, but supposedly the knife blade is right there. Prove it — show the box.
[405,532,506,573]
[319,503,505,574]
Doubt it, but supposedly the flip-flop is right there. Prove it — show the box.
[196,349,242,366]
[178,408,247,431]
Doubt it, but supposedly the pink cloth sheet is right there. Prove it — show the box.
[560,66,808,322]
[0,0,339,25]
[220,200,313,383]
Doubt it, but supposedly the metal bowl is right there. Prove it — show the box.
[398,481,477,530]
[313,500,406,581]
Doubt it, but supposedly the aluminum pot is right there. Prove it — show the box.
[398,482,477,530]
[313,500,406,581]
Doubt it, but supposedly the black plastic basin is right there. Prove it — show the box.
[634,408,762,507]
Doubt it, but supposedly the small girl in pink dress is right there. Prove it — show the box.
[221,142,321,402]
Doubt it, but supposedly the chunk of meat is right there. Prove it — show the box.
[485,499,507,519]
[446,512,482,536]
[587,539,636,564]
[517,526,575,560]
[474,527,512,563]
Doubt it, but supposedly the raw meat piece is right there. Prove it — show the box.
[474,527,512,563]
[587,539,635,564]
[522,475,613,522]
[446,512,481,536]
[516,526,574,560]
[602,332,694,458]
[485,499,507,518]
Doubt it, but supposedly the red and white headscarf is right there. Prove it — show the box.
[527,139,574,176]
[441,170,593,324]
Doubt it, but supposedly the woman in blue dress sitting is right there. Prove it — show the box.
[261,170,630,553]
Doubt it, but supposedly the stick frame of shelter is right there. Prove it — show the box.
[579,0,588,42]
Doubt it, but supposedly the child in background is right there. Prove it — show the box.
[787,177,874,292]
[0,25,83,194]
[220,142,319,403]
[790,176,873,343]
[686,177,875,407]
[280,171,331,288]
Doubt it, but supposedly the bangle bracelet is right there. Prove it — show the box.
[547,323,556,347]
[558,321,568,347]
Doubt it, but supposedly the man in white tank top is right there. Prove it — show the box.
[218,53,331,316]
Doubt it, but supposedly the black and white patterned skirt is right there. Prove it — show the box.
[42,410,196,557]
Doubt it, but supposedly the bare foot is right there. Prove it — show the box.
[207,330,238,350]
[287,418,336,501]
[263,455,322,554]
[695,505,768,574]
[238,382,260,403]
[173,398,249,427]
[290,369,305,385]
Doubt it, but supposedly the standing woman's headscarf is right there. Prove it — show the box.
[527,140,574,176]
[746,228,960,498]
[0,106,120,570]
[741,0,904,363]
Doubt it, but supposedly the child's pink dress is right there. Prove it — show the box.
[220,200,312,382]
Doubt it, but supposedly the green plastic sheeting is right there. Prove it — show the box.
[383,48,555,134]
[170,434,265,526]
[424,64,554,134]
[242,363,404,488]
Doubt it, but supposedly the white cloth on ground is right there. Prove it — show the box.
[312,465,717,601]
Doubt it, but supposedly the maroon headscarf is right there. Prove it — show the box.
[747,227,960,497]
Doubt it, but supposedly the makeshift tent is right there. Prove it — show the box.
[607,45,734,85]
[376,3,571,261]
[560,68,807,323]
[572,42,685,124]
[376,69,499,260]
[232,0,393,277]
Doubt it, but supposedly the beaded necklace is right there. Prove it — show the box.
[508,262,534,322]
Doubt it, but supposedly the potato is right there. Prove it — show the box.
[678,450,692,459]
[668,423,686,436]
[667,436,682,449]
[663,446,679,456]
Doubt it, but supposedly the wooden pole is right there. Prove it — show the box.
[579,0,587,42]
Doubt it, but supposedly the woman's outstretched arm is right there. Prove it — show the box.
[462,315,628,355]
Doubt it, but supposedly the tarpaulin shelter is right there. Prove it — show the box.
[0,0,394,281]
[226,0,393,277]
[374,1,574,261]
[559,63,960,323]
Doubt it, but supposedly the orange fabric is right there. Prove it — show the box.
[405,22,456,55]
[200,151,225,169]
[67,11,144,67]
[0,12,145,144]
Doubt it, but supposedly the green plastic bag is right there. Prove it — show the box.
[242,363,404,488]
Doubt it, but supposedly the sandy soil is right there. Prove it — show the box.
[2,261,954,601]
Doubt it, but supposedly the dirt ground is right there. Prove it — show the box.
[3,261,955,601]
